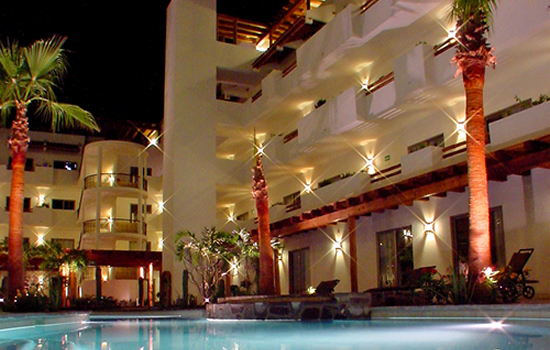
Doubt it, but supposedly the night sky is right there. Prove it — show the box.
[0,1,284,128]
[0,0,171,126]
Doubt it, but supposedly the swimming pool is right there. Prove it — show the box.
[0,316,549,350]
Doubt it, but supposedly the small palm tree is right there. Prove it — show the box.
[0,36,99,300]
[449,0,498,277]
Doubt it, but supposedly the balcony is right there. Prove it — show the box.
[298,87,360,150]
[84,173,148,191]
[83,218,146,236]
[489,100,550,150]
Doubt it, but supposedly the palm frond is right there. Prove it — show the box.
[0,101,16,127]
[23,36,68,89]
[0,42,24,103]
[34,99,100,132]
[449,0,498,25]
[0,44,19,81]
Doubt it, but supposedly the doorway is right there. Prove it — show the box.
[377,226,414,288]
[451,206,505,269]
[289,248,310,295]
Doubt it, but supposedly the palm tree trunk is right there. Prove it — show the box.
[462,59,491,277]
[7,103,30,300]
[252,156,275,295]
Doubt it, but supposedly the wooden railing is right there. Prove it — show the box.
[284,129,299,143]
[442,141,467,159]
[370,164,402,184]
[360,0,381,14]
[434,37,458,57]
[251,90,263,103]
[364,72,394,96]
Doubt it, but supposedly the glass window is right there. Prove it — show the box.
[377,226,414,288]
[53,161,78,171]
[52,199,76,210]
[7,157,34,171]
[5,197,32,212]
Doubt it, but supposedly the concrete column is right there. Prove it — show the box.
[95,146,102,249]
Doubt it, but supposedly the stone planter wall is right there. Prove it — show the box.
[206,293,371,321]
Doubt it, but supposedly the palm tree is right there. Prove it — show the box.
[252,141,275,295]
[0,36,99,300]
[450,0,498,277]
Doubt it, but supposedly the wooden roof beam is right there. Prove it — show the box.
[272,173,468,237]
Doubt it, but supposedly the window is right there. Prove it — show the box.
[130,204,153,221]
[7,157,34,171]
[236,212,249,221]
[408,134,444,154]
[5,197,32,212]
[130,166,152,177]
[284,191,301,212]
[53,161,78,171]
[52,238,75,250]
[377,226,414,288]
[52,199,76,210]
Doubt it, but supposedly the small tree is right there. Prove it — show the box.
[174,227,258,302]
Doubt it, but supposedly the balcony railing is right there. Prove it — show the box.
[84,173,148,191]
[83,218,146,236]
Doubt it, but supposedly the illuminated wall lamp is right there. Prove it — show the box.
[334,239,343,251]
[424,222,435,235]
[365,158,375,175]
[456,122,466,137]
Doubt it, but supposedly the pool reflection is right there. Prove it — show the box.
[0,319,549,350]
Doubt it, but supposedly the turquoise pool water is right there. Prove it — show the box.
[0,317,549,349]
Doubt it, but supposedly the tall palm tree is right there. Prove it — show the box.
[0,36,99,300]
[450,0,498,277]
[252,140,275,295]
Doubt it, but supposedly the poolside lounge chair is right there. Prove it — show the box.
[497,248,538,302]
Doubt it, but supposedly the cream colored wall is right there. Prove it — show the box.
[232,103,462,222]
[279,170,550,296]
[164,0,262,301]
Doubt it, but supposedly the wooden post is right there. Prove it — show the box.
[274,254,281,294]
[348,216,358,293]
[148,262,154,307]
[95,266,102,304]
